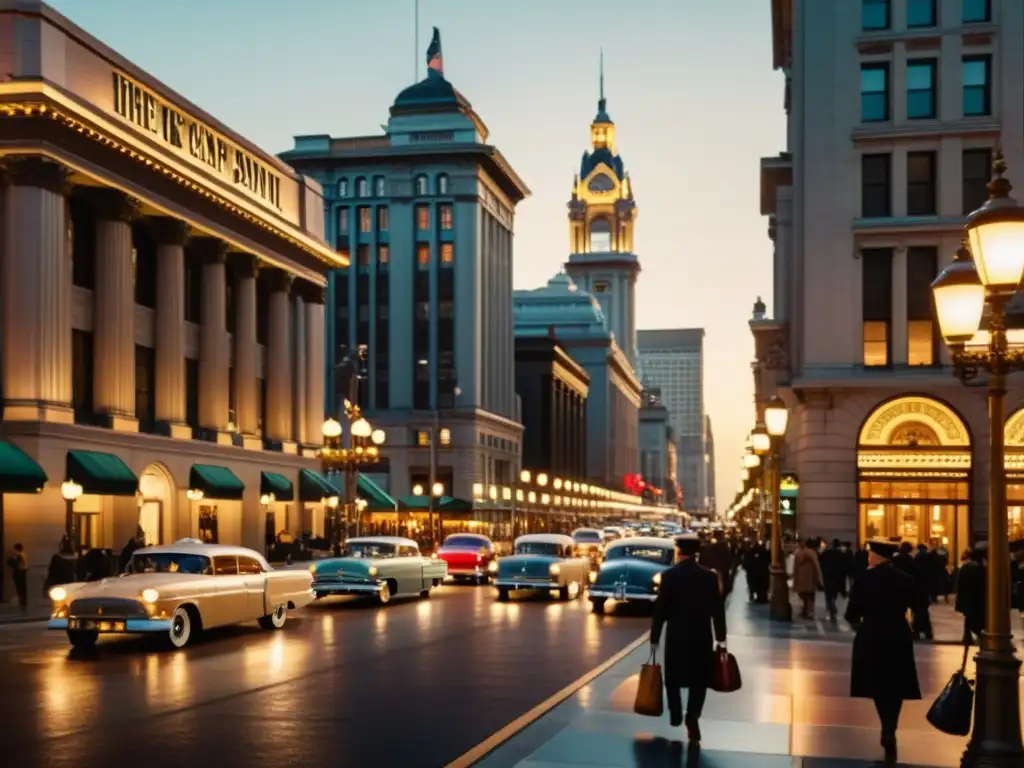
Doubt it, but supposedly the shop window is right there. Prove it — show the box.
[439,428,452,446]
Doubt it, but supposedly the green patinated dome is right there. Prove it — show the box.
[391,70,470,113]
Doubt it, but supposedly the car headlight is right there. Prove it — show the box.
[49,586,67,602]
[308,564,317,574]
[549,564,561,576]
[488,560,498,572]
[368,566,379,578]
[431,552,438,559]
[653,572,662,585]
[142,589,160,604]
[588,571,597,584]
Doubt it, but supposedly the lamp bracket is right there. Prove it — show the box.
[951,346,1024,383]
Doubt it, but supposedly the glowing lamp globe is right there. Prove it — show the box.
[351,418,372,438]
[764,396,789,438]
[932,243,985,344]
[321,418,343,439]
[743,452,761,469]
[965,153,1024,292]
[431,482,444,497]
[750,424,771,455]
[371,429,386,445]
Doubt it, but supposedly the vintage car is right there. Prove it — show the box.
[47,540,314,650]
[588,536,676,613]
[310,536,448,604]
[571,528,605,564]
[493,533,590,602]
[434,533,497,584]
[602,526,626,542]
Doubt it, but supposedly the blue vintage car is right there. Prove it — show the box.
[310,536,447,605]
[588,536,675,613]
[493,533,590,602]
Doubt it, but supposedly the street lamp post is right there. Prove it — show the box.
[763,396,792,623]
[743,450,761,538]
[60,480,83,549]
[930,151,1024,767]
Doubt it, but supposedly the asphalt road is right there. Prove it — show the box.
[0,585,648,768]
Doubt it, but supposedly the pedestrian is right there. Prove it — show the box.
[118,526,146,574]
[650,533,727,748]
[911,544,934,640]
[5,543,28,610]
[845,538,921,763]
[792,538,824,619]
[840,541,854,597]
[743,540,770,603]
[1011,540,1024,630]
[818,538,847,621]
[955,543,987,645]
[699,532,734,596]
[852,542,869,585]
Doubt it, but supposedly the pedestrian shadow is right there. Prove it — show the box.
[630,735,700,767]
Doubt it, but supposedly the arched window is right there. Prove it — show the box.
[589,216,611,252]
[415,174,429,196]
[374,176,386,197]
[356,177,369,198]
[437,173,450,195]
[337,178,349,198]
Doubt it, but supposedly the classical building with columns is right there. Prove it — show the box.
[0,1,342,599]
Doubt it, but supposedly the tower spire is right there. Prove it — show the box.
[599,48,604,103]
[595,48,610,123]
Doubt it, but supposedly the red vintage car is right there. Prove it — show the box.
[434,534,497,584]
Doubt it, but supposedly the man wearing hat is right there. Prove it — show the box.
[955,542,987,645]
[845,538,921,762]
[650,533,727,746]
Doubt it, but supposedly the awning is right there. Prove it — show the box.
[357,475,398,510]
[298,469,338,502]
[0,441,47,493]
[399,495,473,512]
[260,471,294,502]
[189,464,244,501]
[66,450,138,496]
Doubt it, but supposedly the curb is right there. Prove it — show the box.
[445,632,648,768]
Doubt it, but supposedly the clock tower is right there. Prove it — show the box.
[565,56,640,368]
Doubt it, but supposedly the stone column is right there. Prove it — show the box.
[292,287,307,447]
[2,156,73,422]
[88,188,138,431]
[230,254,260,447]
[194,238,229,437]
[151,217,190,437]
[265,268,295,450]
[304,285,326,448]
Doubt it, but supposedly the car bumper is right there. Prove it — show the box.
[494,579,558,590]
[588,589,657,602]
[447,567,490,577]
[48,617,174,632]
[312,581,382,596]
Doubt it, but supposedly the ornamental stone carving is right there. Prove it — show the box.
[861,397,968,446]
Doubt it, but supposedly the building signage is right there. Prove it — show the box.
[111,71,283,213]
[779,472,798,517]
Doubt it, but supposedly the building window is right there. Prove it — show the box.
[907,0,936,27]
[861,63,890,122]
[907,151,937,216]
[416,244,430,268]
[962,148,992,214]
[963,0,990,23]
[185,358,199,428]
[440,243,454,265]
[378,245,390,265]
[337,207,349,235]
[437,174,449,195]
[415,175,428,196]
[963,56,991,116]
[356,177,368,198]
[906,60,936,119]
[861,153,892,218]
[416,430,431,446]
[592,280,610,293]
[337,179,349,198]
[70,197,96,289]
[416,205,430,230]
[439,428,452,446]
[377,206,389,231]
[72,329,94,420]
[440,204,453,230]
[135,344,155,432]
[373,176,385,197]
[358,207,371,233]
[590,216,611,251]
[862,0,889,30]
[439,300,454,318]
[862,248,893,367]
[357,245,370,267]
[907,246,938,366]
[184,251,202,323]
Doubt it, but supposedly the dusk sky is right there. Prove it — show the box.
[50,0,785,509]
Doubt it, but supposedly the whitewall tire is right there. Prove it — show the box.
[168,606,194,649]
[258,604,287,630]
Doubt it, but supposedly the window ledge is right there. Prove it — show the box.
[852,118,1000,143]
[853,216,964,235]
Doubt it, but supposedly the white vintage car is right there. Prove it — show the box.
[310,536,448,604]
[493,533,591,601]
[47,540,314,650]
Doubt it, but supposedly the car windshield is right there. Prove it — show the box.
[128,553,212,575]
[443,536,488,550]
[605,545,674,566]
[515,542,561,556]
[573,531,602,543]
[342,542,396,558]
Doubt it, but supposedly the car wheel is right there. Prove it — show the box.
[497,587,509,602]
[419,588,430,599]
[591,598,606,614]
[376,581,392,605]
[168,606,194,649]
[258,604,287,630]
[67,629,98,648]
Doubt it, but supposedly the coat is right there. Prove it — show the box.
[818,547,847,593]
[955,560,985,635]
[792,547,823,595]
[845,562,921,701]
[650,558,726,689]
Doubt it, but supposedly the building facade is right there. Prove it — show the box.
[514,337,589,481]
[514,273,641,488]
[0,1,337,600]
[280,33,529,502]
[637,328,707,512]
[704,414,716,515]
[761,0,1024,547]
[639,389,671,500]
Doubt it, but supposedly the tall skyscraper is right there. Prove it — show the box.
[637,329,706,513]
[704,414,716,515]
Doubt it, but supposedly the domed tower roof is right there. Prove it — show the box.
[513,273,609,337]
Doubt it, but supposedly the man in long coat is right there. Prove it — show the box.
[650,533,727,746]
[845,538,921,763]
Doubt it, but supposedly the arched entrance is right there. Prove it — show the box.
[138,464,174,545]
[857,396,971,553]
[1003,410,1024,541]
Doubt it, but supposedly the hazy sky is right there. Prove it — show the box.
[49,0,784,510]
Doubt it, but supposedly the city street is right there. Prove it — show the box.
[0,585,647,768]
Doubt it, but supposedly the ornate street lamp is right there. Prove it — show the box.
[751,423,770,546]
[764,396,791,622]
[931,150,1024,767]
[60,479,83,548]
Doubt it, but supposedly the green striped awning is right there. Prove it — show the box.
[189,464,244,501]
[298,469,338,502]
[0,441,47,493]
[66,450,137,496]
[260,471,294,502]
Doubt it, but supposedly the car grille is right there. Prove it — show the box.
[68,597,148,618]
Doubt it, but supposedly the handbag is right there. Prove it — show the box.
[926,644,974,736]
[710,644,742,693]
[633,647,664,717]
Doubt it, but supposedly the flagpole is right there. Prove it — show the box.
[414,0,419,82]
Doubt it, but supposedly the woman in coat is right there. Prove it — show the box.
[845,538,921,763]
[792,538,824,618]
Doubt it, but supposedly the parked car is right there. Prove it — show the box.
[602,526,625,542]
[493,533,590,602]
[588,536,675,614]
[571,528,605,564]
[434,533,497,584]
[47,540,314,650]
[310,536,448,605]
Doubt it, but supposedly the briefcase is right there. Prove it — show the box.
[633,648,664,717]
[927,645,974,736]
[710,645,742,693]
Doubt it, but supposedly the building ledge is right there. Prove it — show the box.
[852,118,1000,144]
[853,215,965,236]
